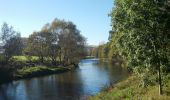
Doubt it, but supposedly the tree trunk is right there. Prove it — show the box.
[59,48,62,64]
[59,51,62,64]
[158,64,163,95]
[40,56,44,63]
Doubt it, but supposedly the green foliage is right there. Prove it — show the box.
[0,22,23,62]
[0,19,86,84]
[25,19,86,65]
[12,56,39,62]
[110,0,170,86]
[0,54,5,62]
[83,56,95,59]
[6,56,40,69]
[91,42,122,64]
[0,55,74,84]
[91,43,112,59]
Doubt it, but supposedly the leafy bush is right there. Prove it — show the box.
[8,57,27,69]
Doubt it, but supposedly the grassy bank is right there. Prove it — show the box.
[83,56,95,59]
[0,55,79,84]
[89,75,170,100]
[14,66,72,79]
[0,65,75,85]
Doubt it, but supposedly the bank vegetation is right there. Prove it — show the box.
[0,18,86,84]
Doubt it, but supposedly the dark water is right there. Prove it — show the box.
[0,59,128,100]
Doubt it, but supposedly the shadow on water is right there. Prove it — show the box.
[0,59,128,100]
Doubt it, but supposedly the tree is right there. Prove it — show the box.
[26,19,86,66]
[111,0,170,95]
[46,19,64,64]
[0,23,23,62]
[57,21,86,65]
[4,34,23,59]
[26,32,49,63]
[1,23,15,42]
[44,19,86,65]
[40,30,59,65]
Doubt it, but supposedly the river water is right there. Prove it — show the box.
[0,59,128,100]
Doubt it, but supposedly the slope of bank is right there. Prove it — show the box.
[89,75,170,100]
[15,66,74,79]
[0,65,75,85]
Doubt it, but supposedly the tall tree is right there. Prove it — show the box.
[0,23,23,62]
[26,19,86,66]
[57,21,86,65]
[111,0,170,95]
[26,32,47,63]
[4,34,23,59]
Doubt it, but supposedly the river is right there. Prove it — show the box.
[0,59,128,100]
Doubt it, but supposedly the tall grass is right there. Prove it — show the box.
[89,75,170,100]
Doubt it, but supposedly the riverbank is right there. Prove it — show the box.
[89,75,170,100]
[14,65,74,79]
[0,65,75,85]
[0,55,81,85]
[83,56,95,59]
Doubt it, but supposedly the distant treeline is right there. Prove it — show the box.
[90,0,170,96]
[89,42,121,62]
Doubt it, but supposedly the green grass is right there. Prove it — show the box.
[84,56,95,59]
[15,66,69,79]
[0,55,77,84]
[0,54,6,62]
[12,56,39,62]
[89,75,170,100]
[11,56,77,79]
[0,54,4,61]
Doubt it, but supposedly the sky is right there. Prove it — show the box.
[0,0,113,45]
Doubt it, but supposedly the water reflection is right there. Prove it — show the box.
[0,59,128,100]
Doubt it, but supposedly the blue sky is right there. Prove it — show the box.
[0,0,113,45]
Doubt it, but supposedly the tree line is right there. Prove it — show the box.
[0,22,23,63]
[0,19,86,66]
[24,19,86,66]
[90,42,117,61]
[109,0,170,95]
[0,19,86,83]
[90,0,170,95]
[90,31,121,62]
